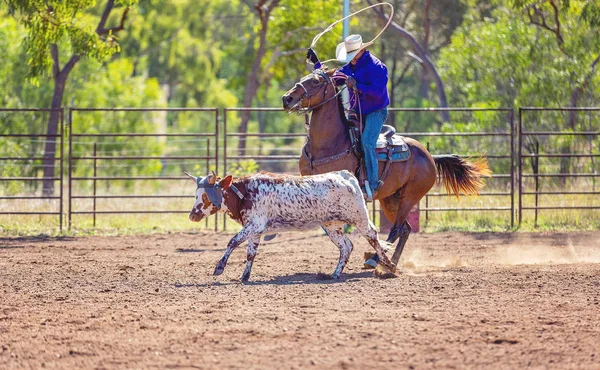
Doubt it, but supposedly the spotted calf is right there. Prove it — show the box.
[186,170,395,282]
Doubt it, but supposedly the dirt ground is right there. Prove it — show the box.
[1,230,599,370]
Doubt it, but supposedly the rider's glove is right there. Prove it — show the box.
[346,76,357,89]
[306,48,319,64]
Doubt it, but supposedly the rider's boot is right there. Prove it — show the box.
[363,180,374,202]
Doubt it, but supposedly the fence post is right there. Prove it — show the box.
[517,108,523,226]
[68,109,73,230]
[426,141,430,225]
[59,108,64,231]
[510,109,515,228]
[93,143,97,228]
[222,108,227,232]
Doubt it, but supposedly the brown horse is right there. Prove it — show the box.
[282,69,491,266]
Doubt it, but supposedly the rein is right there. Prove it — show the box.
[289,70,346,115]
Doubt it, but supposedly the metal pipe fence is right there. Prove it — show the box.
[518,107,599,226]
[388,107,515,228]
[0,108,64,228]
[68,108,219,230]
[0,106,597,232]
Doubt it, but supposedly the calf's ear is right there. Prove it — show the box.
[220,175,234,189]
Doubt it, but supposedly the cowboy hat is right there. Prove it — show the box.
[335,34,373,63]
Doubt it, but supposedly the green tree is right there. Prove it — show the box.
[3,0,137,195]
[438,1,599,177]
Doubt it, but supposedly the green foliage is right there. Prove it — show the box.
[3,0,138,83]
[438,2,600,109]
[117,0,238,109]
[227,159,259,177]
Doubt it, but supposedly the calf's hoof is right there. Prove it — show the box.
[316,272,336,280]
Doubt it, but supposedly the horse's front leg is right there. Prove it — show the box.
[214,226,253,275]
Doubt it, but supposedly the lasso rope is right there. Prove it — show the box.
[310,2,394,65]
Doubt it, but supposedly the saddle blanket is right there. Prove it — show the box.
[375,134,411,162]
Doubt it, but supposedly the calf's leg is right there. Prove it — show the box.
[214,226,254,275]
[240,235,261,282]
[356,221,396,274]
[322,222,354,279]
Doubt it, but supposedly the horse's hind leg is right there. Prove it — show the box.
[322,222,353,279]
[381,181,432,265]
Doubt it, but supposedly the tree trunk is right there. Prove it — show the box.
[40,0,127,195]
[238,3,273,156]
[419,0,432,100]
[367,0,450,123]
[43,51,79,196]
[42,73,66,196]
[419,73,431,99]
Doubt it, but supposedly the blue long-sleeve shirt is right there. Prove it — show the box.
[339,51,390,115]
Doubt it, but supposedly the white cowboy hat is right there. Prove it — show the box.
[335,34,373,63]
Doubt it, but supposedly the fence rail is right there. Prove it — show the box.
[0,108,64,228]
[68,108,219,230]
[518,107,600,226]
[0,106,597,231]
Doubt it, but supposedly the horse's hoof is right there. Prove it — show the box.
[374,264,398,279]
[213,267,224,276]
[263,234,277,241]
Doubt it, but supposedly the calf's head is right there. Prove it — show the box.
[185,171,233,222]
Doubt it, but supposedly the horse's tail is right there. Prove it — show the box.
[432,154,492,197]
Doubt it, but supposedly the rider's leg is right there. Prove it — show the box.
[361,108,388,197]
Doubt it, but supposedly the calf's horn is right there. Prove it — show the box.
[183,172,197,181]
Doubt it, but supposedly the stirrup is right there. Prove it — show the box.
[373,180,384,195]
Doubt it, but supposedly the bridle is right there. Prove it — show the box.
[288,69,346,114]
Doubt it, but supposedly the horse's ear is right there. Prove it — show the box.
[220,175,233,189]
[183,172,197,181]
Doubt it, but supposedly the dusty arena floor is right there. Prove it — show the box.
[1,230,599,369]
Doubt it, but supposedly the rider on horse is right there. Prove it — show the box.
[307,34,390,201]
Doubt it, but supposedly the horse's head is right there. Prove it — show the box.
[282,69,339,112]
[184,171,233,222]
